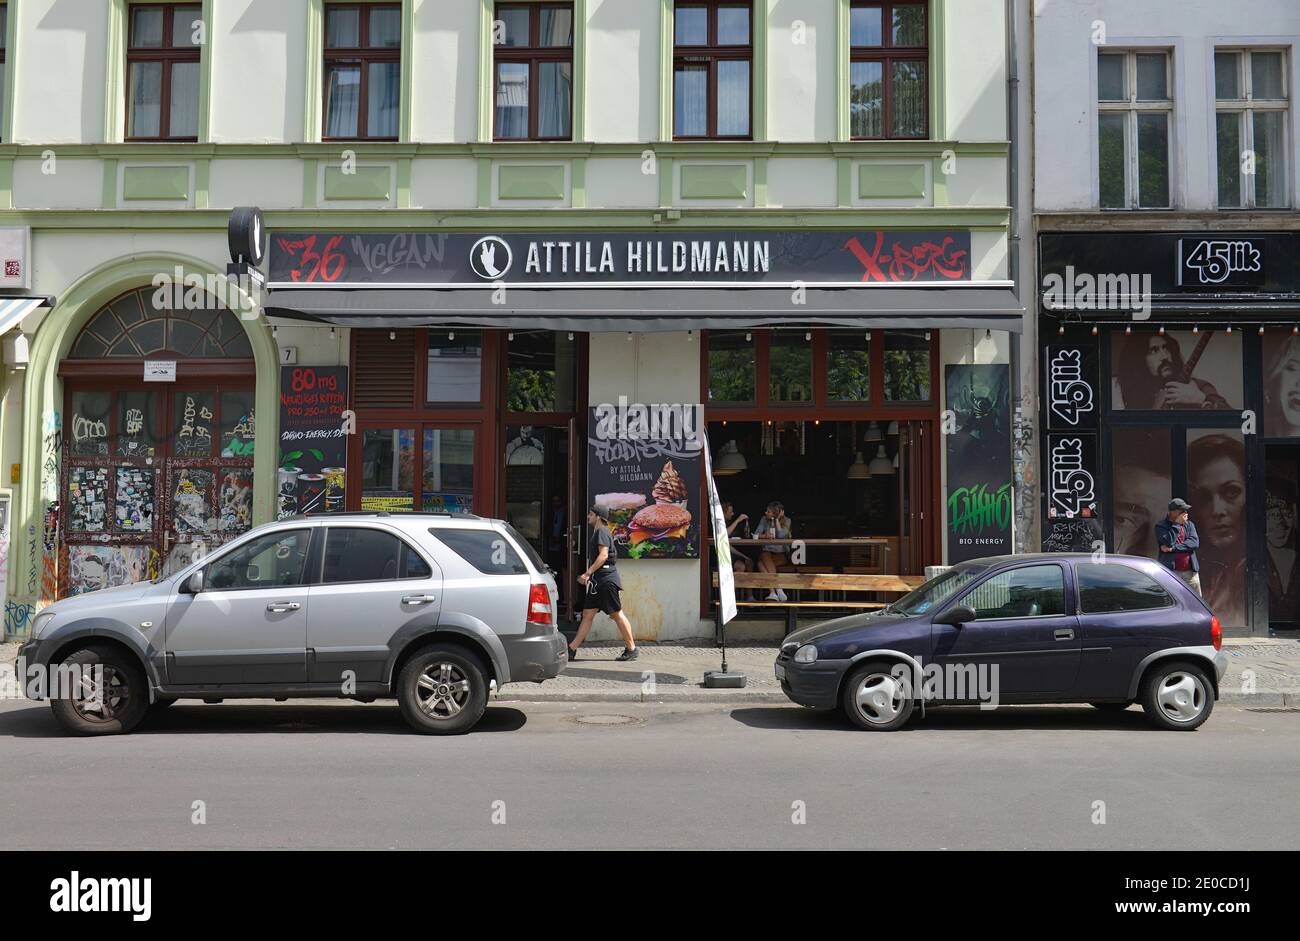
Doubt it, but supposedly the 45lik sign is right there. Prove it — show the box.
[266,230,972,287]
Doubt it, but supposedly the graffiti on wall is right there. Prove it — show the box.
[67,545,160,596]
[1012,397,1038,554]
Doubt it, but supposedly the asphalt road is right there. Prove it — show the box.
[1,697,1296,850]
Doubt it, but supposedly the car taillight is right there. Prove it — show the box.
[528,583,552,626]
[1210,616,1222,651]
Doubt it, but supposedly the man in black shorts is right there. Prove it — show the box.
[567,507,637,662]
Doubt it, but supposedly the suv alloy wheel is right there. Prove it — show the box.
[396,644,489,735]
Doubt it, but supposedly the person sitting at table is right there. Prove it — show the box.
[722,502,753,600]
[753,501,792,602]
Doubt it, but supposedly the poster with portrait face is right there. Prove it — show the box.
[1110,428,1172,559]
[1110,330,1242,410]
[1265,460,1299,626]
[1263,332,1300,436]
[1187,429,1248,628]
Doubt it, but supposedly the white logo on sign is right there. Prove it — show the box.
[1048,349,1094,426]
[1050,437,1096,516]
[1183,239,1262,285]
[470,236,512,280]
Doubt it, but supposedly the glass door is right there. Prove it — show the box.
[503,423,575,614]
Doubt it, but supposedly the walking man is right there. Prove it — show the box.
[568,507,637,662]
[1155,498,1202,596]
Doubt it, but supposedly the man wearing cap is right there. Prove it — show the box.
[1154,498,1202,595]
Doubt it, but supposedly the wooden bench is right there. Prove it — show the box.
[712,571,927,636]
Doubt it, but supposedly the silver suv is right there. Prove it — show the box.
[17,513,567,735]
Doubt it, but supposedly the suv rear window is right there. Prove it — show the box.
[1076,562,1173,613]
[430,527,528,575]
[322,527,430,583]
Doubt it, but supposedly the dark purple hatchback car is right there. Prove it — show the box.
[776,554,1227,731]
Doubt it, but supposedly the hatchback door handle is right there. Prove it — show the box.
[402,594,437,605]
[267,601,300,613]
[1054,628,1075,641]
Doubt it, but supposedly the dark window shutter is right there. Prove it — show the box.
[353,329,417,408]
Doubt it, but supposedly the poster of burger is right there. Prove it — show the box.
[588,405,702,559]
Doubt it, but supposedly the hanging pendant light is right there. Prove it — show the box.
[868,445,894,476]
[847,452,871,480]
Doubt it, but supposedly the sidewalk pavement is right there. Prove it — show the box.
[4,637,1298,706]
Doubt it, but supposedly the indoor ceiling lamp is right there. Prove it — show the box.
[864,421,883,443]
[847,452,871,480]
[714,440,748,476]
[886,421,899,436]
[868,445,895,476]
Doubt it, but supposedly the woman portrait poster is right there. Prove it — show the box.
[1187,430,1248,627]
[1263,332,1300,436]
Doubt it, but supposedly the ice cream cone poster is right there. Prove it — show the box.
[588,403,703,559]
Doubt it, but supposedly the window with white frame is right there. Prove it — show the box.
[1215,49,1290,209]
[1097,50,1172,209]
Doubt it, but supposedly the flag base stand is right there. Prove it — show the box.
[703,670,747,689]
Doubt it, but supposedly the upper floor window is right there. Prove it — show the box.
[1216,49,1290,209]
[126,3,201,141]
[1097,50,1172,209]
[849,1,928,139]
[1,4,8,140]
[674,2,752,140]
[324,3,401,141]
[493,3,574,141]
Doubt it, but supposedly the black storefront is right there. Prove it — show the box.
[1038,231,1300,636]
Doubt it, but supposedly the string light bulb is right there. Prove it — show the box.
[1192,324,1200,334]
[389,330,395,340]
[1057,323,1065,335]
[1090,325,1098,336]
[1259,325,1266,336]
[1293,325,1299,336]
[1124,325,1132,335]
[1224,325,1233,334]
[1158,325,1166,335]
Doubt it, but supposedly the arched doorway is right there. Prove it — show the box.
[57,288,258,597]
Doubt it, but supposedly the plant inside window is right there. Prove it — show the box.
[1215,49,1290,209]
[849,1,928,140]
[1097,50,1173,209]
[673,2,752,140]
[126,3,202,141]
[324,3,402,141]
[494,3,574,141]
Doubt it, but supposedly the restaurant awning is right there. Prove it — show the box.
[263,284,1026,334]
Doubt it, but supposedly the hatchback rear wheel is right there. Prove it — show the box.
[397,644,488,735]
[1140,660,1213,731]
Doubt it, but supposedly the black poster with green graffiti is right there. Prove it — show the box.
[945,364,1013,562]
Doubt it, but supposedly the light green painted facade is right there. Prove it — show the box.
[0,0,1013,632]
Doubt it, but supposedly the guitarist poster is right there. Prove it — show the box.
[1111,329,1242,410]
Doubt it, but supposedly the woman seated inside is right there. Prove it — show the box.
[722,502,752,599]
[752,501,792,601]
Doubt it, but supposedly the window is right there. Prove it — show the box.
[964,565,1066,619]
[826,330,871,402]
[506,330,577,413]
[324,3,401,140]
[493,3,574,140]
[205,529,310,590]
[431,527,528,575]
[321,527,428,582]
[1,4,8,141]
[427,331,483,403]
[707,330,756,403]
[1097,50,1172,209]
[1077,563,1172,613]
[884,330,931,400]
[1216,49,1290,209]
[850,1,928,140]
[126,4,201,141]
[674,2,752,139]
[769,332,812,402]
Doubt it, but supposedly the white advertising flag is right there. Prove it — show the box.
[702,436,737,624]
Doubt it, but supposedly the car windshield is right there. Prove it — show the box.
[887,564,987,616]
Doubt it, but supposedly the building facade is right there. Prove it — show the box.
[0,0,1024,642]
[1032,0,1300,635]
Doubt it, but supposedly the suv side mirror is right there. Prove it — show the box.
[934,603,976,626]
[184,570,205,595]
